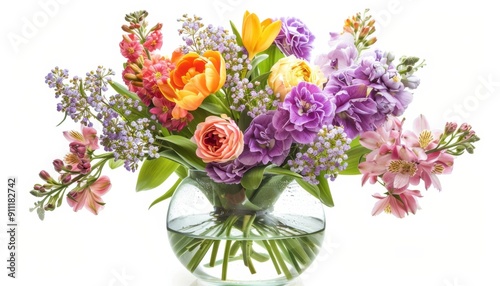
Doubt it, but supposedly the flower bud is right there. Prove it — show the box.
[121,24,133,33]
[53,159,65,172]
[459,123,472,132]
[444,122,458,135]
[34,184,45,191]
[61,173,72,184]
[30,190,44,197]
[401,75,420,89]
[44,203,55,211]
[39,170,52,182]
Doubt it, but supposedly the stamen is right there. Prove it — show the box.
[384,204,391,214]
[388,160,417,176]
[419,130,433,148]
[432,163,444,174]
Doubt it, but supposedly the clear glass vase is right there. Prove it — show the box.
[167,170,325,286]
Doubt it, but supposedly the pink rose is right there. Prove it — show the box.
[192,115,244,163]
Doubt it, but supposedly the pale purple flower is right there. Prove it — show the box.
[206,159,252,184]
[273,82,335,144]
[314,33,358,78]
[274,17,315,61]
[324,83,378,139]
[238,111,292,166]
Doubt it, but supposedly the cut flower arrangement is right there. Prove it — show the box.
[30,9,480,285]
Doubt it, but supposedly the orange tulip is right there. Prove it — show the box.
[159,50,226,116]
[241,11,282,60]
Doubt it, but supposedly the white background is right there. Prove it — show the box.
[1,0,499,285]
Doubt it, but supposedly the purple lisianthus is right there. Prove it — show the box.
[275,17,315,61]
[206,159,252,184]
[273,82,335,144]
[238,111,292,166]
[324,83,378,139]
[314,33,358,78]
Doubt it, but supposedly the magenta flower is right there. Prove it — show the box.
[119,34,144,62]
[142,54,173,98]
[67,176,111,215]
[143,30,163,51]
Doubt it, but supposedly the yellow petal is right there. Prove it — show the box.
[255,20,282,53]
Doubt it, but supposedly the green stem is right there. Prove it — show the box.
[269,240,292,279]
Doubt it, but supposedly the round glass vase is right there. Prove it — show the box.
[166,170,325,286]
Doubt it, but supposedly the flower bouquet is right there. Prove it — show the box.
[30,9,479,285]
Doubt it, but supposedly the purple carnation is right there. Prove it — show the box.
[238,111,292,166]
[206,159,252,184]
[274,17,315,61]
[273,82,335,144]
[324,83,378,139]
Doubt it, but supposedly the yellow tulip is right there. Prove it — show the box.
[242,11,282,60]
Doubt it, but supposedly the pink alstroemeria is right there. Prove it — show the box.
[382,145,421,191]
[372,193,407,218]
[372,189,422,218]
[402,114,442,152]
[63,125,99,151]
[67,176,111,215]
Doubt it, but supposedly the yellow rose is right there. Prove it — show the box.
[268,56,326,101]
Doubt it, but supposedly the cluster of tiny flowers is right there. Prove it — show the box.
[45,67,92,125]
[289,125,351,184]
[99,94,159,171]
[228,77,278,118]
[45,67,115,126]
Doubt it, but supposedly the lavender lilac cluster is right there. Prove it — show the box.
[45,66,159,172]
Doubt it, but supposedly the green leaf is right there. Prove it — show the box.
[316,173,334,207]
[265,166,302,178]
[229,20,243,47]
[136,157,179,192]
[339,136,369,175]
[295,177,334,207]
[249,175,294,209]
[108,80,141,101]
[247,54,269,78]
[148,176,182,209]
[199,93,231,115]
[251,71,271,89]
[108,159,124,169]
[241,165,267,192]
[157,135,205,171]
[258,44,284,75]
[37,207,45,221]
